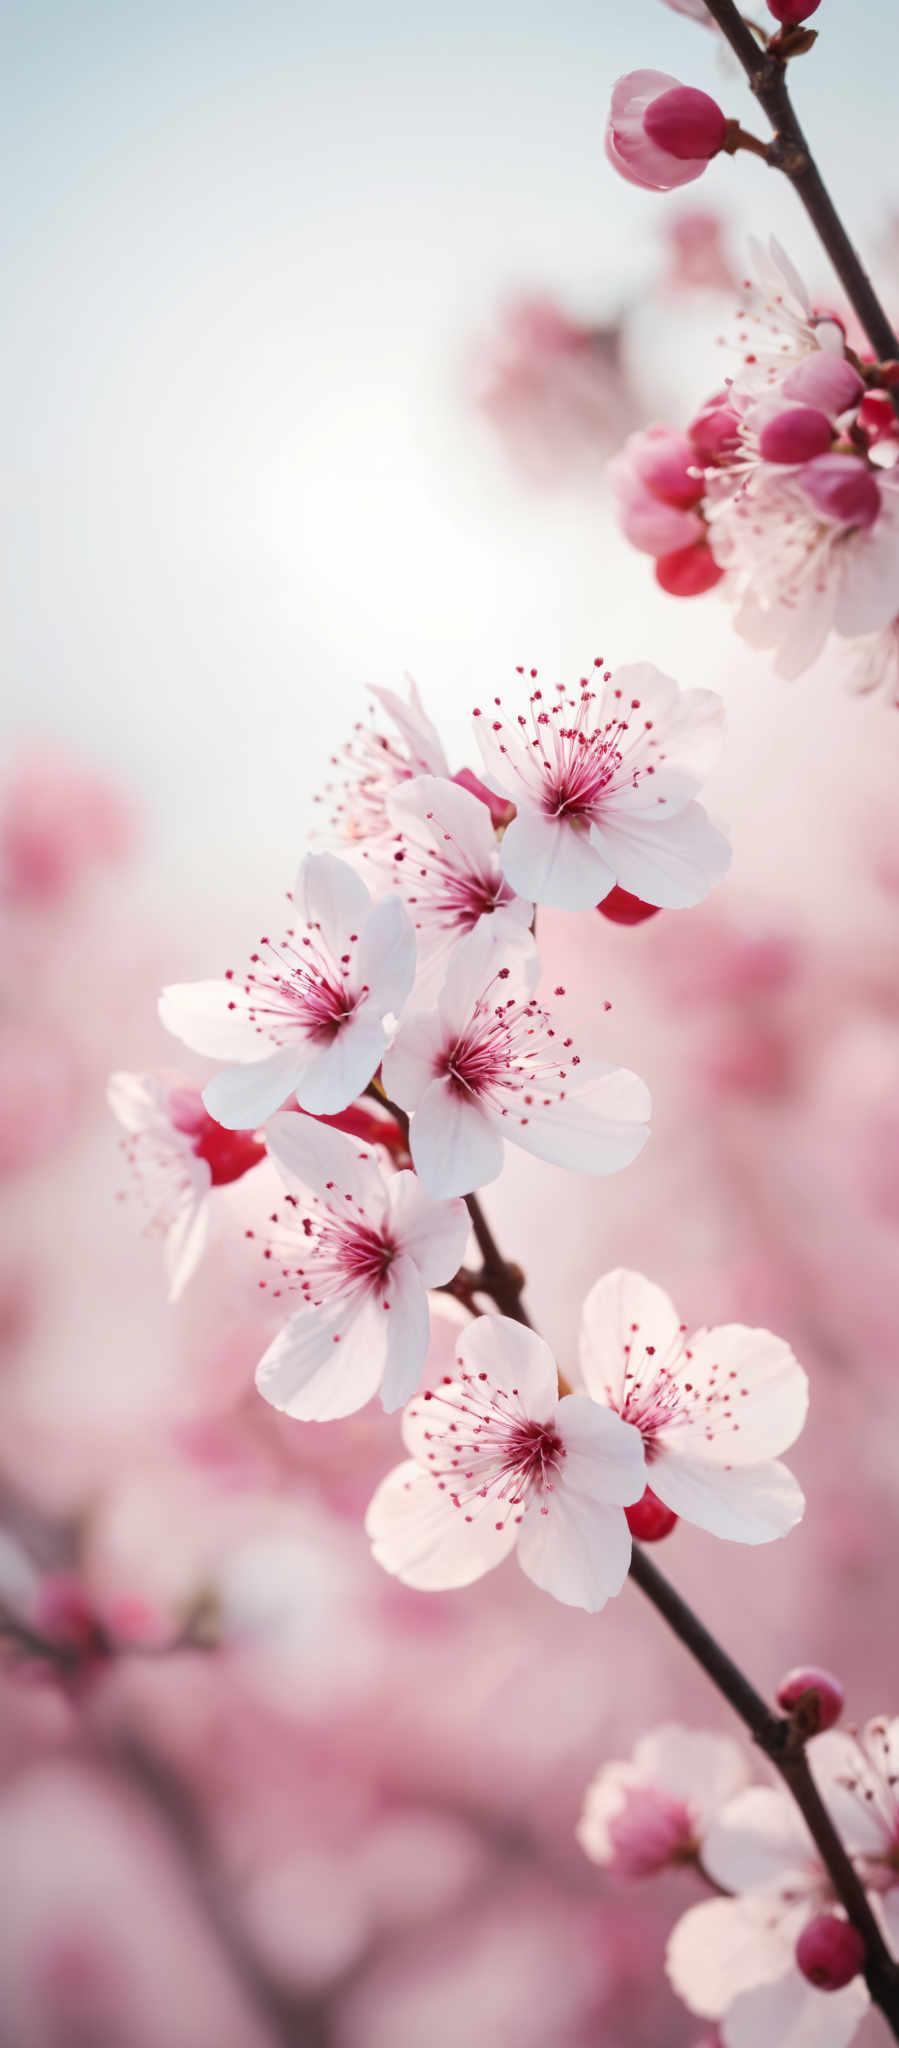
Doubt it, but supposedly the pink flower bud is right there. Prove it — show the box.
[168,1087,267,1186]
[781,353,864,416]
[642,87,727,165]
[768,0,820,22]
[758,406,833,464]
[626,1488,678,1542]
[776,1665,844,1733]
[452,767,516,830]
[632,425,704,508]
[607,1782,695,1875]
[655,540,724,597]
[795,1915,866,1992]
[799,452,882,529]
[598,886,661,928]
[689,398,741,465]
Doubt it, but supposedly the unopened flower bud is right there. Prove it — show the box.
[655,540,724,597]
[633,425,704,508]
[781,354,864,417]
[689,399,741,465]
[598,887,661,928]
[626,1488,678,1542]
[452,767,516,830]
[795,1915,865,1992]
[759,406,833,465]
[799,452,882,529]
[776,1665,844,1733]
[767,0,820,22]
[642,87,727,164]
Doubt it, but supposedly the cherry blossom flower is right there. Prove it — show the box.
[314,678,450,849]
[727,239,848,405]
[609,427,724,596]
[365,1313,646,1610]
[159,851,416,1130]
[108,1071,265,1299]
[578,1724,750,1877]
[810,1717,899,1914]
[472,662,730,914]
[382,924,651,1198]
[667,1780,874,2048]
[252,1110,469,1420]
[606,74,727,193]
[364,773,533,1001]
[576,1269,808,1543]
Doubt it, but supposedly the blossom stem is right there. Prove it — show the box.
[702,0,899,374]
[629,1543,899,2035]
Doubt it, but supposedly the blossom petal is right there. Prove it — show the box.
[370,679,449,778]
[556,1393,646,1505]
[649,1454,804,1544]
[294,849,372,954]
[408,1078,505,1198]
[701,1787,814,1894]
[835,489,899,637]
[588,800,732,910]
[159,980,280,1063]
[354,892,417,1015]
[107,1070,173,1134]
[387,772,501,874]
[381,1010,447,1111]
[294,1009,389,1116]
[165,1191,211,1301]
[499,811,616,912]
[516,1490,632,1613]
[366,1459,519,1589]
[384,1171,470,1287]
[723,1968,869,2048]
[499,1060,651,1177]
[436,921,537,1033]
[632,1725,750,1836]
[264,1109,388,1226]
[202,1047,306,1129]
[579,1268,683,1407]
[666,1896,793,2019]
[460,1315,560,1418]
[255,1293,387,1422]
[661,1323,808,1466]
[378,1253,431,1413]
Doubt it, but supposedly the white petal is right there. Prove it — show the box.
[387,772,500,873]
[499,810,616,912]
[107,1070,171,1135]
[264,1110,388,1225]
[294,1009,388,1116]
[632,1724,750,1834]
[588,801,732,910]
[295,849,372,953]
[202,1047,305,1129]
[516,1491,631,1613]
[379,1254,430,1413]
[381,1009,447,1110]
[556,1393,646,1505]
[809,1730,899,1858]
[255,1293,387,1422]
[702,1787,814,1894]
[370,678,449,777]
[667,1897,793,2020]
[663,1324,809,1466]
[165,1191,211,1300]
[366,1459,519,1589]
[579,1268,682,1407]
[159,980,279,1062]
[500,1060,651,1177]
[650,1453,804,1544]
[355,892,417,1014]
[723,1968,869,2048]
[835,494,899,638]
[408,1078,505,1198]
[384,1171,470,1287]
[459,1314,560,1418]
[436,921,536,1034]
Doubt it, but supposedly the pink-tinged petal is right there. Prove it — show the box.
[556,1394,646,1506]
[294,849,373,954]
[255,1292,388,1422]
[607,71,711,193]
[472,708,542,805]
[664,1323,808,1466]
[378,1253,430,1413]
[370,679,449,778]
[159,980,280,1062]
[435,920,537,1034]
[633,1725,750,1835]
[649,1454,805,1544]
[263,1110,388,1226]
[382,1012,446,1114]
[588,800,732,909]
[723,1968,869,2048]
[409,1077,506,1197]
[202,1047,306,1129]
[458,1314,561,1420]
[107,1070,173,1135]
[295,1010,389,1116]
[835,492,899,637]
[579,1268,683,1407]
[809,1730,899,1858]
[499,810,616,912]
[602,664,725,785]
[517,1490,632,1612]
[500,1061,651,1177]
[702,1787,814,1894]
[387,772,501,875]
[384,1171,470,1287]
[667,1897,793,2020]
[366,1459,519,1589]
[354,892,417,1015]
[164,1189,211,1300]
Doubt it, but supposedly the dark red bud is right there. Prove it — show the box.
[655,541,724,597]
[776,1665,844,1734]
[643,87,727,164]
[795,1915,865,1992]
[767,0,820,21]
[626,1488,678,1542]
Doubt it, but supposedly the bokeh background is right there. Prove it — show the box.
[3,1,899,2042]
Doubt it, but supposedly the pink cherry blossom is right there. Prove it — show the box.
[606,74,726,194]
[472,661,730,914]
[252,1110,469,1419]
[577,1269,807,1543]
[728,238,848,404]
[365,1313,645,1610]
[578,1723,750,1877]
[108,1071,265,1299]
[158,851,416,1130]
[364,773,534,1002]
[609,425,710,567]
[314,678,450,849]
[810,1718,899,1910]
[667,1781,873,2048]
[381,924,651,1198]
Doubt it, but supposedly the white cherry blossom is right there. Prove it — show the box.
[728,239,848,406]
[578,1723,750,1877]
[159,851,416,1131]
[472,662,730,913]
[365,772,533,1001]
[314,678,449,849]
[811,1717,899,1918]
[252,1111,469,1420]
[382,924,651,1198]
[365,1313,646,1611]
[108,1071,265,1299]
[577,1270,808,1543]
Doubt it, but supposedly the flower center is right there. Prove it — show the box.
[413,1375,564,1531]
[223,927,366,1049]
